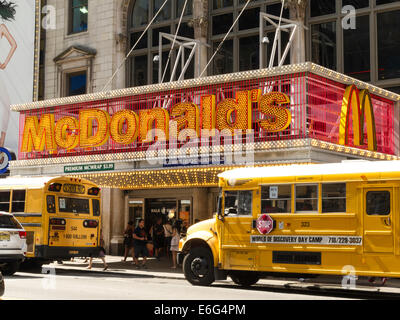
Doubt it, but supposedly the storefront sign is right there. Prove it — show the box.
[64,163,114,173]
[17,69,396,161]
[20,90,291,153]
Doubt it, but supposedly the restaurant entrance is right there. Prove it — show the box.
[145,198,192,234]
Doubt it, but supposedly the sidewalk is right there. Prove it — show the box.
[49,255,185,280]
[47,255,400,296]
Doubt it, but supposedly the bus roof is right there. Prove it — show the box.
[218,160,400,180]
[0,176,57,189]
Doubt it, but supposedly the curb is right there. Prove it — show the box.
[50,264,186,281]
[50,264,400,297]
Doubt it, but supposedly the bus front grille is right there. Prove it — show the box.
[273,251,321,265]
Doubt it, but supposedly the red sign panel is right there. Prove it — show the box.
[17,72,396,160]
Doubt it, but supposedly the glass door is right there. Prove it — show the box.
[128,199,144,227]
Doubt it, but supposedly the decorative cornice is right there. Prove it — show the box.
[53,45,97,64]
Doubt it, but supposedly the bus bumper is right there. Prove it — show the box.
[34,246,100,259]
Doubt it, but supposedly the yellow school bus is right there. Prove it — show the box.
[0,176,101,266]
[179,160,400,286]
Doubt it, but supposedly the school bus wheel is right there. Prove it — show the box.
[183,246,215,286]
[229,271,260,287]
[0,261,20,276]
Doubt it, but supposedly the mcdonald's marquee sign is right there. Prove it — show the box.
[15,65,398,160]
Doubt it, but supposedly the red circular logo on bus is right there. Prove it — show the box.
[256,214,274,235]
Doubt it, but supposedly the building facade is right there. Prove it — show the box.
[9,0,400,254]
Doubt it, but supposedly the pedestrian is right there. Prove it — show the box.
[163,220,173,258]
[170,226,180,269]
[150,217,165,260]
[122,221,135,262]
[87,233,108,271]
[132,219,149,269]
[180,220,189,237]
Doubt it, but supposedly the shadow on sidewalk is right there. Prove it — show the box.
[61,255,183,274]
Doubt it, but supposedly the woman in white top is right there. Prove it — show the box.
[163,220,173,258]
[170,227,180,269]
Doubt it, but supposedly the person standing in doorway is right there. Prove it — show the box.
[132,219,149,268]
[170,226,180,269]
[122,221,135,262]
[151,217,165,260]
[163,220,173,259]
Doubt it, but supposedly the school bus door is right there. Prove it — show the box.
[221,189,256,269]
[363,188,394,253]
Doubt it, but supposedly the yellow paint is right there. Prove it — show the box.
[181,165,400,278]
[0,177,101,261]
[339,85,377,151]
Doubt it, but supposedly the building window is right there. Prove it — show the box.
[309,0,336,17]
[66,71,87,96]
[308,1,400,88]
[210,1,289,75]
[377,10,400,80]
[311,22,337,71]
[69,0,88,34]
[343,15,370,81]
[127,0,194,86]
[343,0,370,9]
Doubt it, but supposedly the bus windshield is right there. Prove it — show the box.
[58,197,90,214]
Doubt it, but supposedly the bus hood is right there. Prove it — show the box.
[187,218,215,237]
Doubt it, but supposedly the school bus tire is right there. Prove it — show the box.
[183,246,215,286]
[230,271,260,287]
[1,262,20,276]
[20,259,44,271]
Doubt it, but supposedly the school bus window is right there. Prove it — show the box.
[322,183,346,213]
[0,191,10,212]
[261,185,291,213]
[366,191,390,215]
[59,197,90,214]
[295,184,318,213]
[12,190,26,212]
[224,190,252,215]
[92,199,100,216]
[47,195,56,213]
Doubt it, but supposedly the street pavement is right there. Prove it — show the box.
[47,255,400,297]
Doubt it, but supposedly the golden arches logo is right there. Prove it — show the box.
[338,85,377,151]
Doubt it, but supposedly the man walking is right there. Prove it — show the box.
[132,219,149,268]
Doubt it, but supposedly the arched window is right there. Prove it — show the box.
[127,0,194,87]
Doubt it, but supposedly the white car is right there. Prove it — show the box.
[0,212,27,275]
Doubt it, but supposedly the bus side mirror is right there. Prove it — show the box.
[225,207,237,215]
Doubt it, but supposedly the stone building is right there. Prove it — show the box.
[10,0,400,254]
